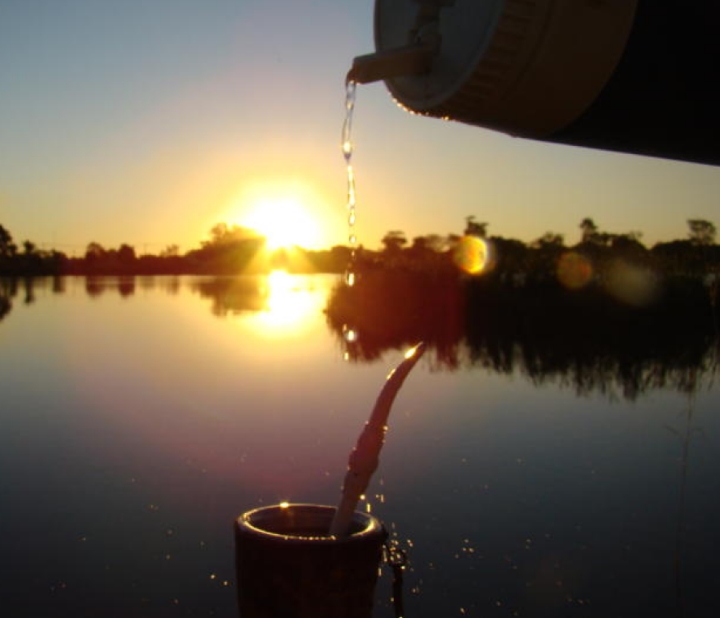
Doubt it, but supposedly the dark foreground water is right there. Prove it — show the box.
[1,275,718,617]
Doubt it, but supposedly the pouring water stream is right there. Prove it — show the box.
[330,342,426,538]
[332,66,427,538]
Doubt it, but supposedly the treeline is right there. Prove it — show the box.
[325,219,720,398]
[1,217,718,280]
[360,217,720,283]
[0,223,351,276]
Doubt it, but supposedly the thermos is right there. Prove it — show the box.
[350,0,720,166]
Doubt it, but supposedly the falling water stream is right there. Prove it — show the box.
[334,77,426,617]
[342,79,358,286]
[330,343,426,537]
[341,79,360,358]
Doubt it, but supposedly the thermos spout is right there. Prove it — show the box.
[348,0,449,84]
[347,44,434,85]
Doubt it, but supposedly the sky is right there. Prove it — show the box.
[1,0,719,256]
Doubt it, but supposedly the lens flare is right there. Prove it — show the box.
[453,236,491,275]
[557,252,593,289]
[606,260,660,306]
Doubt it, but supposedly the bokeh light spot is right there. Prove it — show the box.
[606,260,660,306]
[454,236,491,275]
[557,252,593,289]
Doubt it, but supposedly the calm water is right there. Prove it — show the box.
[1,274,718,617]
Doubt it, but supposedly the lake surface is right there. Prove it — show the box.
[1,274,718,617]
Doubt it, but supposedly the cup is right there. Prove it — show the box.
[234,503,386,618]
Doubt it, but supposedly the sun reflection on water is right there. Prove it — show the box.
[244,270,323,338]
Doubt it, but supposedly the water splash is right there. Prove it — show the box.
[330,343,426,538]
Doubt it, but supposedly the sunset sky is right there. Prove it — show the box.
[2,0,719,256]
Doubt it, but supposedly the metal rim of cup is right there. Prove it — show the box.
[237,503,383,545]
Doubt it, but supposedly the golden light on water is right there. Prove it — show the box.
[245,270,321,338]
[453,235,492,275]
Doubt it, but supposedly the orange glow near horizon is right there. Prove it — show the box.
[222,178,333,251]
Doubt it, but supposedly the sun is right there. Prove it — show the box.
[229,183,326,251]
[241,196,320,250]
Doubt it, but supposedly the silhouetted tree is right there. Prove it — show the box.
[529,233,566,283]
[0,225,17,258]
[85,242,106,262]
[117,244,137,264]
[532,232,564,250]
[160,244,180,257]
[423,234,449,253]
[464,216,488,238]
[446,233,462,250]
[188,223,267,274]
[580,218,600,243]
[381,230,407,253]
[488,236,528,278]
[203,223,261,248]
[209,223,229,245]
[687,219,717,246]
[610,233,648,263]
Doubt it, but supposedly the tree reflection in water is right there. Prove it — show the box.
[0,273,321,331]
[0,278,13,320]
[325,269,719,400]
[1,271,716,616]
[189,276,267,316]
[188,272,325,341]
[3,272,717,400]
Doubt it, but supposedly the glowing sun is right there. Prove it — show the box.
[230,183,326,250]
[240,195,322,251]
